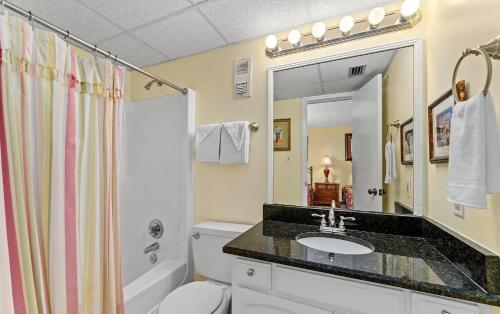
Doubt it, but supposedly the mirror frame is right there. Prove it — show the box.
[267,38,425,216]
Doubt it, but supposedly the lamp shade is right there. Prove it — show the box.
[321,155,332,166]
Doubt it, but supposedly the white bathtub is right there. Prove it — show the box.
[124,259,186,314]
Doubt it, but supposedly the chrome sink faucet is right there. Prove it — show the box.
[311,213,356,233]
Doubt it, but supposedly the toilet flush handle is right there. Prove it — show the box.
[247,268,254,277]
[192,232,200,239]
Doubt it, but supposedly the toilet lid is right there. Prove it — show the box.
[159,282,224,314]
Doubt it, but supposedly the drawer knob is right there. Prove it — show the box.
[247,268,254,277]
[441,310,451,314]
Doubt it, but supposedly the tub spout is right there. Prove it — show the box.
[143,242,159,254]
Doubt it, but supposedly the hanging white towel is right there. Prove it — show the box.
[448,92,500,208]
[220,121,250,164]
[384,141,397,183]
[195,124,222,163]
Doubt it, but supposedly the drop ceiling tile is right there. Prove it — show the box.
[275,83,322,101]
[98,33,168,67]
[274,64,320,90]
[80,0,192,30]
[9,0,122,43]
[199,0,398,43]
[133,9,226,60]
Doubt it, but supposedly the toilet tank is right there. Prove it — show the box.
[192,221,252,283]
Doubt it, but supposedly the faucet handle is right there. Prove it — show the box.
[312,213,327,231]
[338,216,356,231]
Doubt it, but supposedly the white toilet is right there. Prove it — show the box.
[158,221,252,314]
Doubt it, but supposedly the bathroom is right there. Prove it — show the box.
[1,0,500,313]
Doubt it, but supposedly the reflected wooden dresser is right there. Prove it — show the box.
[313,183,339,206]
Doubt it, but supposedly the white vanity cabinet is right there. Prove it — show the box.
[231,258,492,314]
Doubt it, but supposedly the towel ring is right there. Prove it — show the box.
[452,47,492,103]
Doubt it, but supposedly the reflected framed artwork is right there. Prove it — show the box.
[345,133,352,161]
[273,118,291,151]
[428,89,454,163]
[400,118,414,165]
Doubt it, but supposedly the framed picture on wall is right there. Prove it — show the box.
[273,118,291,151]
[400,118,414,165]
[345,133,352,161]
[428,89,454,163]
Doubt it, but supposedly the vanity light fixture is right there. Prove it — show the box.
[265,34,278,51]
[264,3,422,58]
[339,16,355,35]
[312,22,326,41]
[287,29,301,46]
[368,7,385,29]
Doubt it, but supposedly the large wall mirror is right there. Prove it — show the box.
[268,41,424,216]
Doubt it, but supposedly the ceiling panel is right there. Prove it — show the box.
[199,0,398,43]
[274,65,321,90]
[98,33,168,68]
[275,83,322,101]
[10,0,122,43]
[133,9,226,60]
[79,0,192,30]
[320,50,396,82]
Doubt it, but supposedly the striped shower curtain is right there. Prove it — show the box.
[0,11,124,314]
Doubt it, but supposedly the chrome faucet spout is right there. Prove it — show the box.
[144,242,159,254]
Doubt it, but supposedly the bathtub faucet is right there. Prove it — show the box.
[143,242,159,254]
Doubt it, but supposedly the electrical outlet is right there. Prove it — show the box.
[454,204,465,218]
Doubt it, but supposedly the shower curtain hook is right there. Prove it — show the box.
[113,55,118,64]
[65,30,70,47]
[28,11,34,30]
[92,44,97,57]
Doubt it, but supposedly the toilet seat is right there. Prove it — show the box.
[158,281,229,314]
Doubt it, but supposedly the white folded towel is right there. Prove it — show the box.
[195,123,222,163]
[384,141,397,183]
[220,121,250,164]
[447,92,500,208]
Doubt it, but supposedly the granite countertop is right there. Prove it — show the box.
[223,220,500,306]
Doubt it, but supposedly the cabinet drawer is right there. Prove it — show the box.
[411,293,479,314]
[273,265,405,314]
[234,258,271,291]
[233,287,332,314]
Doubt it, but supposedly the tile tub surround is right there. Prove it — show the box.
[262,204,500,294]
[222,204,500,306]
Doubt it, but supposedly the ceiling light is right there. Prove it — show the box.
[287,30,301,46]
[339,16,355,35]
[400,0,420,20]
[368,7,385,28]
[265,34,278,51]
[312,22,326,41]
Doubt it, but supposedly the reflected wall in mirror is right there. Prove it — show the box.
[272,47,414,214]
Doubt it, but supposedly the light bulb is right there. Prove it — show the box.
[368,7,385,28]
[287,29,301,46]
[339,16,355,35]
[400,0,420,20]
[265,34,278,51]
[312,22,326,41]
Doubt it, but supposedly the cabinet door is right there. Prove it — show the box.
[411,292,479,314]
[233,287,332,314]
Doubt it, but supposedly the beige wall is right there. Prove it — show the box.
[128,0,500,277]
[382,47,414,212]
[308,127,352,195]
[273,99,302,205]
[425,0,500,258]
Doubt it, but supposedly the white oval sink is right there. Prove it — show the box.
[296,233,374,255]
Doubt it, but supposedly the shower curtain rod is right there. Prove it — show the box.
[0,0,187,94]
